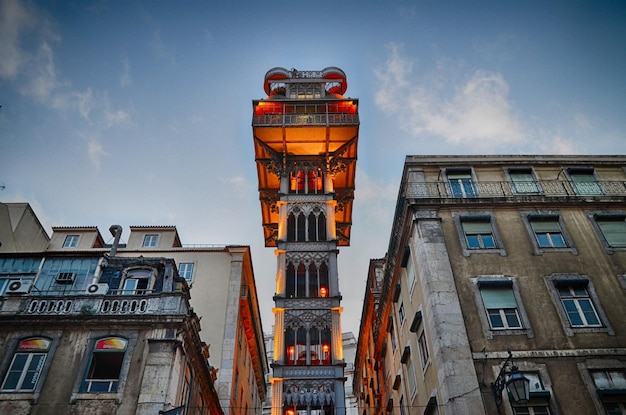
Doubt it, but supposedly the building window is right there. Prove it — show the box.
[446,169,476,197]
[595,215,626,248]
[472,277,533,339]
[522,212,577,255]
[401,346,417,397]
[389,319,397,353]
[591,370,626,415]
[398,302,406,326]
[530,217,567,248]
[142,234,159,247]
[557,284,601,327]
[603,403,626,415]
[289,168,324,194]
[1,337,51,392]
[418,331,430,369]
[480,285,522,329]
[508,168,541,194]
[592,369,626,390]
[462,219,496,249]
[567,168,603,195]
[63,235,80,248]
[179,263,195,282]
[546,275,613,336]
[81,337,128,393]
[454,213,506,257]
[121,268,153,295]
[399,395,407,415]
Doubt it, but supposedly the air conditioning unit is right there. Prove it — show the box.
[7,280,33,294]
[86,283,109,295]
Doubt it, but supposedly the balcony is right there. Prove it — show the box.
[252,112,359,127]
[403,180,626,201]
[0,291,187,318]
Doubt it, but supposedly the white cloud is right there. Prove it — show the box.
[86,136,109,171]
[18,41,59,101]
[219,176,249,196]
[0,0,37,80]
[375,43,526,152]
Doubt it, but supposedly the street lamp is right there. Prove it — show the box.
[492,349,530,414]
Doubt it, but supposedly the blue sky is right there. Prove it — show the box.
[1,0,625,335]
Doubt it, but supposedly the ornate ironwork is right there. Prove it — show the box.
[404,180,626,199]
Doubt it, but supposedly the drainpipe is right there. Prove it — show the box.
[109,225,123,257]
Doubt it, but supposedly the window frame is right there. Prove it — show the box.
[505,167,543,195]
[443,167,478,198]
[500,362,556,415]
[80,337,128,393]
[0,337,53,393]
[178,262,195,282]
[142,234,159,248]
[453,213,506,257]
[545,274,614,336]
[565,167,604,196]
[120,268,155,295]
[578,360,626,415]
[401,344,418,399]
[63,235,80,248]
[521,212,577,255]
[588,212,626,254]
[471,276,534,339]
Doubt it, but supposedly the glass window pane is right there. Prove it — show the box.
[579,300,600,325]
[549,233,566,247]
[504,309,522,328]
[481,234,496,248]
[488,310,504,328]
[535,233,551,247]
[562,300,583,326]
[466,235,480,248]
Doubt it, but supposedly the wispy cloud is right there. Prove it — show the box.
[150,30,174,62]
[0,0,38,80]
[86,136,109,171]
[120,58,131,87]
[375,43,525,152]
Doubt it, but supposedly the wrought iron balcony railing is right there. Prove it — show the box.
[403,180,626,199]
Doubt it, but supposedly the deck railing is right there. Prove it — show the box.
[252,113,359,127]
[403,180,626,199]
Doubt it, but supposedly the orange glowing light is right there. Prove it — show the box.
[320,286,328,297]
[322,344,330,353]
[287,410,295,415]
[288,346,295,357]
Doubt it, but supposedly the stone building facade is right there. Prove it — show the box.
[0,203,268,415]
[354,155,626,415]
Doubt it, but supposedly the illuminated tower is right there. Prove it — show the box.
[252,67,359,415]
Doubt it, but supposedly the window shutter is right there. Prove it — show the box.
[597,219,626,247]
[461,221,491,234]
[530,219,561,233]
[480,287,517,309]
[510,172,533,182]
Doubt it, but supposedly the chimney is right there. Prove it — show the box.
[109,225,123,257]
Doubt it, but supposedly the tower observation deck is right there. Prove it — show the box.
[252,67,359,415]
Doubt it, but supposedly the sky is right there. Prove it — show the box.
[1,0,626,337]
